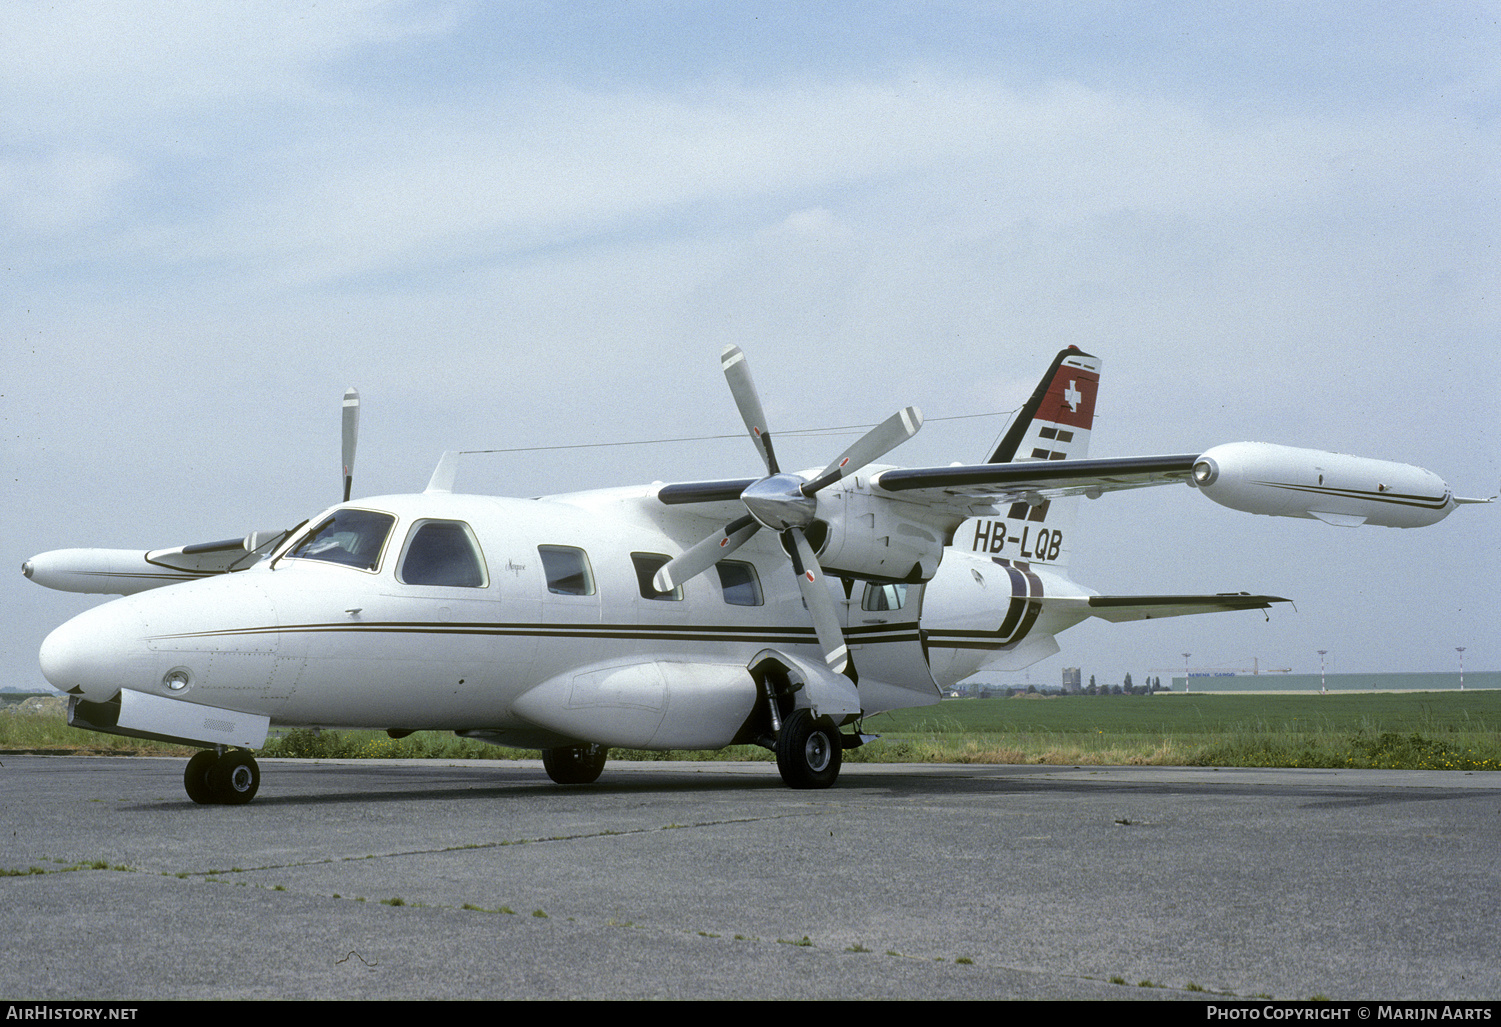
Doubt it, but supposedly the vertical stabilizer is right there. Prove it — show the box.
[986,346,1099,465]
[961,347,1101,570]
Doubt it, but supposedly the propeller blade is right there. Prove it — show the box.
[802,405,924,495]
[654,515,760,593]
[341,387,360,503]
[721,345,780,475]
[784,528,852,678]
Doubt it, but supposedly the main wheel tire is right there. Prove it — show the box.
[184,750,218,805]
[541,744,608,785]
[207,751,260,805]
[776,709,842,789]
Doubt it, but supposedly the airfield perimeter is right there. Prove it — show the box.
[2,756,1497,1001]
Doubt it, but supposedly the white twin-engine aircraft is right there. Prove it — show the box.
[26,347,1489,804]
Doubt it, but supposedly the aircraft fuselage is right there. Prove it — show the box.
[43,486,1076,752]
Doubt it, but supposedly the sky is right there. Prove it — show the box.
[4,1,1498,691]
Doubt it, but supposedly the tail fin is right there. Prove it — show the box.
[965,347,1101,570]
[986,346,1100,465]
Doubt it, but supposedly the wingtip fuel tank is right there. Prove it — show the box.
[1190,442,1456,528]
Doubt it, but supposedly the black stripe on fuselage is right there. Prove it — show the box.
[73,571,203,581]
[921,557,1045,653]
[145,620,923,647]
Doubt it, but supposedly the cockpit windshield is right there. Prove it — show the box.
[284,508,395,571]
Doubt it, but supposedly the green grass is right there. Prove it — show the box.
[867,690,1501,735]
[858,691,1501,769]
[262,727,523,761]
[0,694,194,755]
[4,690,1498,770]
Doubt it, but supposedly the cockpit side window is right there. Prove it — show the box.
[398,520,488,587]
[285,509,395,571]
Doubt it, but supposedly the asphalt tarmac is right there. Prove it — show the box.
[1,755,1497,1001]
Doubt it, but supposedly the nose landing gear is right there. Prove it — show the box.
[184,749,261,805]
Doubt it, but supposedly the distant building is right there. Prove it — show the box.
[1168,671,1501,693]
[1062,667,1081,694]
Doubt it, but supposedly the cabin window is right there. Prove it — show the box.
[398,520,488,587]
[861,582,908,612]
[539,545,595,596]
[716,560,763,607]
[631,553,682,601]
[285,508,394,571]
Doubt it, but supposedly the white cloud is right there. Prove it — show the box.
[106,70,1489,299]
[0,149,136,236]
[0,0,458,121]
[5,5,1497,686]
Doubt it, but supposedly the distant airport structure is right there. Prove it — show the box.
[1169,671,1500,693]
[952,669,1499,697]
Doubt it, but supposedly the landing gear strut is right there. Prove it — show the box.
[776,709,842,789]
[184,749,261,805]
[542,744,608,785]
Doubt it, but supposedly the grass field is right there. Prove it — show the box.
[858,691,1501,769]
[4,690,1498,770]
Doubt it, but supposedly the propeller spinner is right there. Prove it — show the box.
[654,345,922,678]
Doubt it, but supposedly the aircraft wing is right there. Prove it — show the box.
[24,530,289,595]
[653,455,1202,570]
[657,454,1198,512]
[655,478,759,507]
[869,454,1199,507]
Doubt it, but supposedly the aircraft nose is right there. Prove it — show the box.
[39,601,151,701]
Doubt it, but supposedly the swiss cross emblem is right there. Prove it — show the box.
[1064,380,1082,412]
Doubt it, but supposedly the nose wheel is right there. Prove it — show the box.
[184,749,261,805]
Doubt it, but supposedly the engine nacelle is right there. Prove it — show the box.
[812,485,947,582]
[1191,442,1455,528]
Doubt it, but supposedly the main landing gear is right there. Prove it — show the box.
[542,743,609,785]
[184,749,261,805]
[775,709,843,789]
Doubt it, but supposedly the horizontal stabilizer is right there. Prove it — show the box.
[1086,593,1291,623]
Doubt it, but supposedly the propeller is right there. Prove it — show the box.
[655,345,922,677]
[341,387,360,502]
